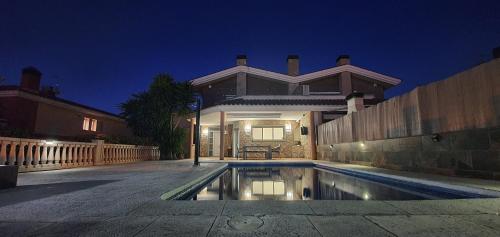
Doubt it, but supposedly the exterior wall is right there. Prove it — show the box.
[316,58,500,179]
[246,76,289,95]
[0,96,38,132]
[317,128,500,179]
[302,75,340,93]
[197,76,237,107]
[199,120,307,158]
[34,101,132,139]
[237,120,304,158]
[351,74,385,99]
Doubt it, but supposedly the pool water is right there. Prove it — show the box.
[189,167,463,201]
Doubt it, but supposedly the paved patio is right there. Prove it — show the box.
[1,160,500,236]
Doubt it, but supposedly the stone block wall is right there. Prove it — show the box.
[237,120,304,158]
[317,127,500,179]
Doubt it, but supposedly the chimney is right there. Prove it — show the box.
[346,92,364,114]
[236,55,247,66]
[287,55,299,76]
[336,55,351,66]
[20,66,42,93]
[493,46,500,59]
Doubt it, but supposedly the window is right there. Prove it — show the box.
[252,126,285,141]
[82,117,90,131]
[91,119,98,132]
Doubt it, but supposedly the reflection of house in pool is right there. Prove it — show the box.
[188,55,401,160]
[192,167,431,201]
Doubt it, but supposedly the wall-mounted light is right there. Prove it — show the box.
[360,142,365,148]
[202,128,209,136]
[431,133,440,142]
[363,192,370,200]
[285,123,292,133]
[329,144,334,150]
[244,124,251,133]
[45,140,56,145]
[286,191,293,200]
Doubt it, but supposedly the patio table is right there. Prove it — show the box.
[242,145,272,160]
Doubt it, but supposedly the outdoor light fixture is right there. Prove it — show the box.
[431,133,440,142]
[360,142,365,148]
[363,192,371,200]
[286,191,293,200]
[244,124,251,133]
[329,144,334,150]
[285,123,292,133]
[44,140,56,145]
[202,128,209,135]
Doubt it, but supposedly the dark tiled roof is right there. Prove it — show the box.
[0,86,123,119]
[216,98,383,106]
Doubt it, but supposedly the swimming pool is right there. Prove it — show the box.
[167,163,497,201]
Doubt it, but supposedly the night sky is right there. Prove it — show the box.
[1,0,499,114]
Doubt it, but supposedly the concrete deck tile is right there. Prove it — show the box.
[135,215,216,237]
[457,214,500,231]
[75,215,158,237]
[208,215,321,237]
[0,221,54,237]
[27,216,110,237]
[367,215,500,237]
[386,199,491,215]
[222,200,314,216]
[308,216,394,237]
[464,198,500,214]
[128,200,226,216]
[307,200,405,215]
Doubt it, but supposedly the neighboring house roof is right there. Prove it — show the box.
[191,65,401,86]
[0,86,124,120]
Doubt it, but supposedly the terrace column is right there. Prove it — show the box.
[308,112,318,160]
[219,111,225,160]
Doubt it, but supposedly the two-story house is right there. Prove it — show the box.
[190,55,401,160]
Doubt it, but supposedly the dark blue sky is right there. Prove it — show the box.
[1,0,499,114]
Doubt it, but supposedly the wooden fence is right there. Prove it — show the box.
[318,58,500,145]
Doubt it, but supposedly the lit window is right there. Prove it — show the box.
[252,126,285,141]
[91,119,98,132]
[82,117,90,131]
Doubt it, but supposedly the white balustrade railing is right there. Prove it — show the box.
[0,137,160,172]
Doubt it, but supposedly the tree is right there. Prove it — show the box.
[120,74,194,160]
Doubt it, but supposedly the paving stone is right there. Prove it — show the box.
[208,215,321,236]
[76,215,158,237]
[135,215,216,237]
[0,221,54,237]
[367,215,500,237]
[222,200,313,216]
[307,200,405,215]
[386,199,491,215]
[457,214,500,231]
[129,200,225,216]
[28,216,110,237]
[308,216,393,237]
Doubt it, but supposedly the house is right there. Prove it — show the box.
[0,67,132,140]
[190,55,401,160]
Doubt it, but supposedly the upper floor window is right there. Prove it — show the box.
[91,119,98,132]
[82,117,90,131]
[252,126,284,141]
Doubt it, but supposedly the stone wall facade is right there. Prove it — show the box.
[317,127,500,179]
[200,119,309,159]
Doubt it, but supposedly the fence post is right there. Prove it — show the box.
[92,139,105,166]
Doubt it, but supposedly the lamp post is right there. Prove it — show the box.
[193,94,203,166]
